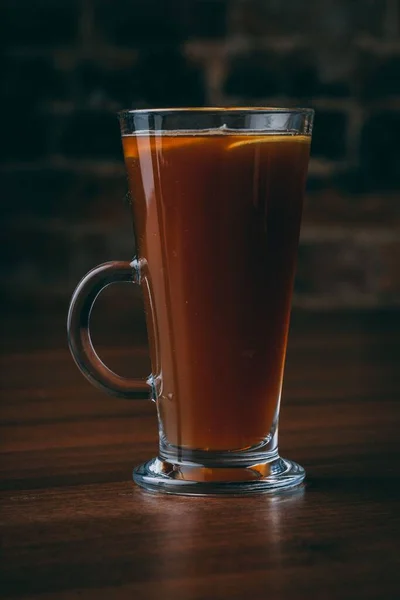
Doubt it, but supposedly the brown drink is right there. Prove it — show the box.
[122,132,310,452]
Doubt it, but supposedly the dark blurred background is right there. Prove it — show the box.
[1,0,400,314]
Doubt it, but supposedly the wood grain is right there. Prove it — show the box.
[1,309,399,600]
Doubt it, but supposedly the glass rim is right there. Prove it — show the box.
[118,106,314,117]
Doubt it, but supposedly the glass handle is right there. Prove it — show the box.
[67,260,150,399]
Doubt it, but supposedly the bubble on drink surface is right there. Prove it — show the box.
[124,191,132,206]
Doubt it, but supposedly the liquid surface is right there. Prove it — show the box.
[123,132,310,451]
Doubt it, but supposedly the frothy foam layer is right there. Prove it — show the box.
[123,127,310,137]
[122,131,311,158]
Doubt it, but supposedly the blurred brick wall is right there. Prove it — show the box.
[1,0,400,310]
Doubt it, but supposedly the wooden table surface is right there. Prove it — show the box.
[1,308,399,600]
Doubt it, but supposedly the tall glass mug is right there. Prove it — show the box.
[68,108,314,495]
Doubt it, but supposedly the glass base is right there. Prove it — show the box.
[133,455,305,496]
